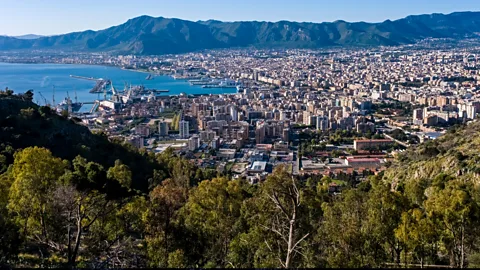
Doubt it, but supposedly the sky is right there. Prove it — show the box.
[2,0,480,36]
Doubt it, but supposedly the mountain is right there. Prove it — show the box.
[1,11,480,55]
[13,34,44,40]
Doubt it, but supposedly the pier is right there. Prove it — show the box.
[89,79,112,93]
[70,75,104,81]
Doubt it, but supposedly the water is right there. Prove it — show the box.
[0,63,236,105]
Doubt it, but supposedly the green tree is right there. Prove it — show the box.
[145,179,186,267]
[8,147,66,247]
[182,177,249,267]
[237,166,311,268]
[424,180,479,268]
[107,160,133,190]
[320,189,369,268]
[0,169,20,265]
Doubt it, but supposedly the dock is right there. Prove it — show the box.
[70,75,104,81]
[89,80,112,93]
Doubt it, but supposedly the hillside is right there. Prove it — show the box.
[383,121,480,201]
[3,90,480,267]
[0,92,164,194]
[1,11,480,55]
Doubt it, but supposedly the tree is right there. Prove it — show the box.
[321,189,369,268]
[84,195,147,268]
[49,184,117,267]
[0,169,20,266]
[424,180,479,268]
[8,147,66,250]
[240,166,311,268]
[182,177,249,267]
[363,177,407,267]
[107,160,133,190]
[394,208,438,267]
[144,179,186,267]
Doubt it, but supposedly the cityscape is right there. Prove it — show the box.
[2,1,480,268]
[5,44,478,182]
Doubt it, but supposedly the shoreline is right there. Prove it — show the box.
[0,62,237,103]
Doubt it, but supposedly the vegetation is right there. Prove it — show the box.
[3,92,480,268]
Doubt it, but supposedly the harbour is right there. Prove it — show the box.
[0,63,237,109]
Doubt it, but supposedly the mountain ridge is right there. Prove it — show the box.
[1,11,480,55]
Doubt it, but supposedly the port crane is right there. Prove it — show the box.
[52,85,56,106]
[111,82,117,95]
[38,91,49,107]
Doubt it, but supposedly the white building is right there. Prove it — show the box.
[179,120,190,139]
[188,135,200,151]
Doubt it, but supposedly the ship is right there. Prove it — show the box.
[202,79,239,88]
[145,74,154,80]
[56,96,82,113]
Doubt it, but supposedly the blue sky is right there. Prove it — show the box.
[2,0,480,36]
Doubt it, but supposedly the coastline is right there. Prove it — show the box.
[0,63,236,103]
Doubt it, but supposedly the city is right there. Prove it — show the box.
[3,0,480,268]
[20,44,479,187]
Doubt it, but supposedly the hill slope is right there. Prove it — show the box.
[0,93,164,193]
[382,121,480,202]
[1,11,480,55]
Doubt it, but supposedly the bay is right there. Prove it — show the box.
[0,63,236,105]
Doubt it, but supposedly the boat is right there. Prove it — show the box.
[57,97,82,113]
[202,79,239,88]
[146,74,154,80]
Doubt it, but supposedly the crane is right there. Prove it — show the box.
[110,81,117,95]
[38,91,49,107]
[74,88,78,104]
[52,85,56,106]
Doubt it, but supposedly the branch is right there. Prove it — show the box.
[268,193,291,220]
[260,224,288,244]
[291,233,310,252]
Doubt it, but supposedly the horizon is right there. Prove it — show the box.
[2,0,480,36]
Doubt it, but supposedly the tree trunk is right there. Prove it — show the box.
[460,221,465,269]
[285,217,295,268]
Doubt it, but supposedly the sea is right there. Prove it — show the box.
[0,63,236,106]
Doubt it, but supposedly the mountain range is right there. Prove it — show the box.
[1,11,480,55]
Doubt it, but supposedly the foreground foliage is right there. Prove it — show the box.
[3,92,480,268]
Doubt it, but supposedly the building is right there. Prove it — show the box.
[316,116,329,131]
[353,139,394,151]
[159,121,169,136]
[217,148,236,159]
[179,120,190,139]
[255,122,266,144]
[249,161,267,173]
[135,124,151,137]
[345,158,382,169]
[188,135,200,151]
[230,106,238,122]
[413,108,424,121]
[211,136,220,149]
[125,136,144,149]
[356,122,375,133]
